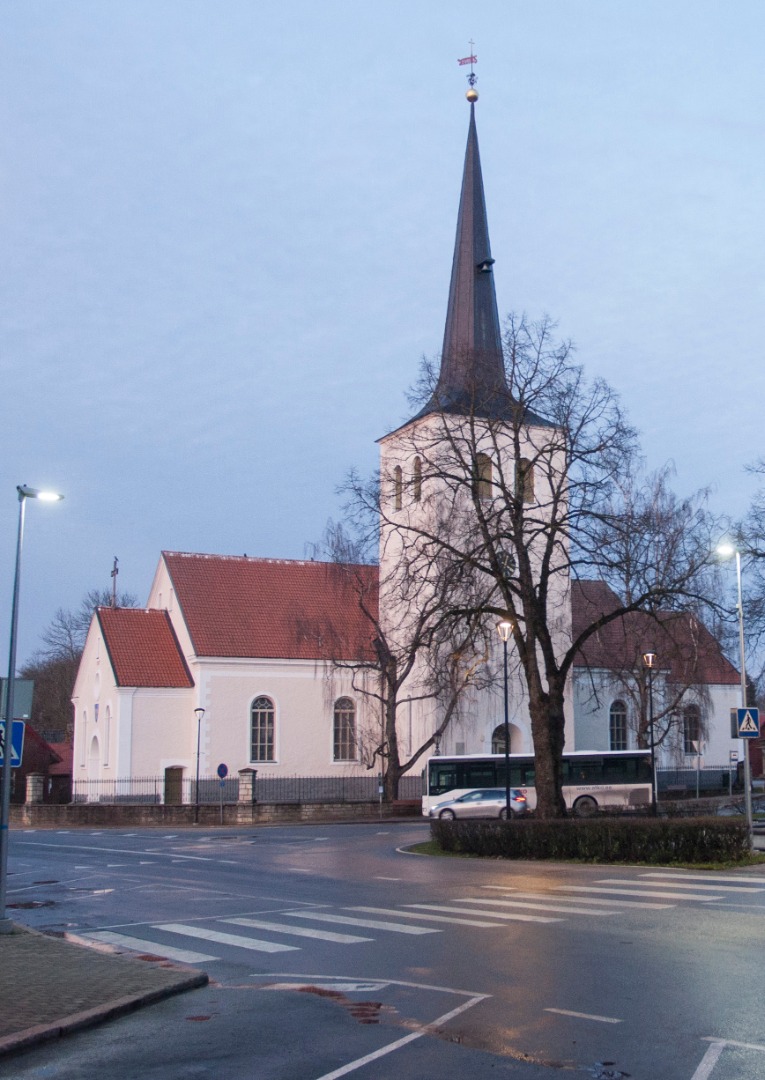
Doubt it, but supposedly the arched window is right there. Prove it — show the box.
[250,696,275,762]
[473,454,493,501]
[394,466,403,510]
[491,724,509,754]
[333,697,357,761]
[516,457,535,503]
[683,704,701,755]
[413,457,422,502]
[609,701,627,751]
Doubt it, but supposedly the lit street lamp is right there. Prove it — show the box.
[642,650,658,816]
[496,619,514,819]
[194,707,206,824]
[0,485,63,932]
[717,542,754,840]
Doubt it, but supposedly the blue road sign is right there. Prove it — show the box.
[0,720,26,767]
[737,708,760,738]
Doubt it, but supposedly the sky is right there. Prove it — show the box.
[2,0,765,666]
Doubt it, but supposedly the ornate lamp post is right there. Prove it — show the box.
[496,620,514,819]
[642,650,658,816]
[0,485,63,931]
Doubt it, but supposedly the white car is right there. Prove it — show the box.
[429,787,528,820]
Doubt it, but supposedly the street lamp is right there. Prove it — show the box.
[194,707,206,825]
[496,619,514,819]
[717,542,753,839]
[642,650,658,816]
[0,485,63,932]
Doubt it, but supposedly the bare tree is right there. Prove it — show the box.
[369,314,722,817]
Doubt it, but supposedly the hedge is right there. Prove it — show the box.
[430,815,751,864]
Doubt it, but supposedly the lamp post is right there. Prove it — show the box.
[0,485,63,932]
[194,707,205,825]
[642,650,658,816]
[717,543,753,840]
[496,620,514,819]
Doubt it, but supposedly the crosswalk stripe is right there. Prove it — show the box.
[348,906,502,928]
[598,878,761,895]
[498,890,674,910]
[223,917,372,943]
[557,886,722,902]
[85,930,217,964]
[637,873,765,892]
[404,904,561,924]
[281,911,440,935]
[453,896,618,917]
[154,923,299,953]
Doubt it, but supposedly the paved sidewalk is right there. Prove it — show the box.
[0,923,208,1057]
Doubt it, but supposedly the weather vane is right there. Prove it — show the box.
[458,41,478,88]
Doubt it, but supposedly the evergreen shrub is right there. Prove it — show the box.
[430,815,750,864]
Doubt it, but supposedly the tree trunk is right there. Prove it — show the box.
[529,687,567,819]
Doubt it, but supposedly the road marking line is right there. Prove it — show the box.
[313,994,487,1080]
[493,890,674,910]
[691,1041,727,1080]
[597,877,762,894]
[281,911,440,935]
[155,923,299,953]
[557,885,722,901]
[374,876,401,881]
[453,897,617,917]
[349,906,501,928]
[701,1036,765,1052]
[224,918,372,944]
[84,930,216,965]
[545,1007,622,1024]
[404,904,561,924]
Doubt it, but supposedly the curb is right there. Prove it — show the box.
[0,970,209,1057]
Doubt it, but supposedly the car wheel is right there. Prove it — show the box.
[439,809,456,820]
[498,807,514,820]
[573,796,598,818]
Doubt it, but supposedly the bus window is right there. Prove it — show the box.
[462,765,496,788]
[568,759,602,784]
[430,765,457,794]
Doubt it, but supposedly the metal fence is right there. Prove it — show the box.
[71,773,424,806]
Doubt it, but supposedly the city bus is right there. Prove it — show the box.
[423,750,653,817]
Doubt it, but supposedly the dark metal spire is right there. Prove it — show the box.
[413,95,518,422]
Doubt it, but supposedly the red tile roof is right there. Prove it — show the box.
[97,608,194,688]
[571,580,739,686]
[48,741,72,775]
[162,552,379,661]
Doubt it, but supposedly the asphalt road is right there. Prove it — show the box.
[3,821,765,1079]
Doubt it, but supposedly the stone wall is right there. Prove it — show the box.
[10,800,422,828]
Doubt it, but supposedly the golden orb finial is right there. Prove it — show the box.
[466,87,479,103]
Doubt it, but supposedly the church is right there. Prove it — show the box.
[71,90,742,800]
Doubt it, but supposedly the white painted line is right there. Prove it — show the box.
[224,918,372,944]
[691,1040,726,1080]
[453,896,617,917]
[107,864,128,868]
[288,868,313,874]
[597,877,762,894]
[313,994,487,1080]
[85,931,216,965]
[264,982,389,993]
[349,906,501,928]
[374,876,401,881]
[155,923,299,954]
[497,890,674,910]
[545,1007,622,1024]
[640,873,765,891]
[282,911,440,935]
[404,904,561,924]
[701,1035,765,1052]
[558,885,722,901]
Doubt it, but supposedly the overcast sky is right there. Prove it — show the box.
[2,0,764,666]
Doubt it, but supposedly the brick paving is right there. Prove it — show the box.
[0,924,207,1055]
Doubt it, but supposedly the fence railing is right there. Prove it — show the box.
[71,773,424,806]
[657,764,740,796]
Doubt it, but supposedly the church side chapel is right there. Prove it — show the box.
[71,79,742,801]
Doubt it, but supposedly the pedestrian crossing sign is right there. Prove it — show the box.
[737,708,760,738]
